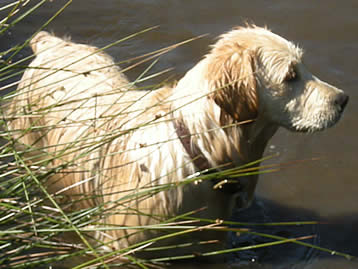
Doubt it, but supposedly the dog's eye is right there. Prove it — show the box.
[284,68,297,82]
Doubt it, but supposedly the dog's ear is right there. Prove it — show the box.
[206,44,258,122]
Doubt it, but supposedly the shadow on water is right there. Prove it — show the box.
[172,198,358,269]
[227,197,358,269]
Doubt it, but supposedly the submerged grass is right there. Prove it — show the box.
[0,1,355,268]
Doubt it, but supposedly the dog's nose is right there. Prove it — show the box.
[334,93,349,112]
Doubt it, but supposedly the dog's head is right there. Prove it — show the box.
[207,25,348,132]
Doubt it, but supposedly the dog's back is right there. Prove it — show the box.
[5,32,141,204]
[7,32,129,150]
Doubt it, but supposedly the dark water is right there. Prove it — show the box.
[1,0,358,268]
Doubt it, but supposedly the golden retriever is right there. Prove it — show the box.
[5,25,348,258]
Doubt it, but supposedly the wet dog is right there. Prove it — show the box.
[6,25,348,258]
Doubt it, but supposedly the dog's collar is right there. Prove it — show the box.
[173,119,241,194]
[173,119,210,172]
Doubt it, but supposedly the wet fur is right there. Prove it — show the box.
[6,26,348,257]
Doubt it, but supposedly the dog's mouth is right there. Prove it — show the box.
[292,110,346,133]
[287,93,349,133]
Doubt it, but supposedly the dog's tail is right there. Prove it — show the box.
[30,31,69,54]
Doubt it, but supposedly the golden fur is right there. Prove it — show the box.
[5,26,348,257]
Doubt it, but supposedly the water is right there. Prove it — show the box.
[1,0,358,268]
